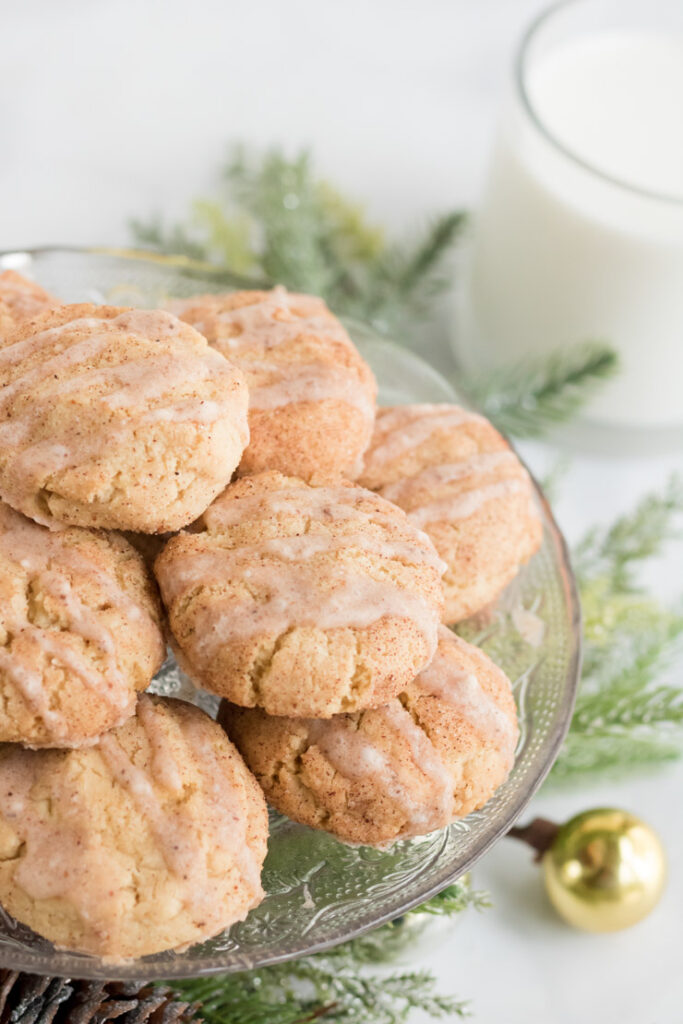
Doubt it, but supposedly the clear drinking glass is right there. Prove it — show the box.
[455,0,683,441]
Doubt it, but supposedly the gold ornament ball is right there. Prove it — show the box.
[542,808,666,932]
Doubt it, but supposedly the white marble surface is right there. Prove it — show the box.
[3,2,682,1020]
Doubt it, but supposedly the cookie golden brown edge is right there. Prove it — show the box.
[0,303,250,533]
[220,625,519,846]
[0,695,268,961]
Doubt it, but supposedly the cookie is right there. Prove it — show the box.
[0,304,249,532]
[171,287,376,482]
[155,471,445,717]
[358,404,542,623]
[0,695,268,961]
[0,501,165,748]
[0,271,58,337]
[221,625,518,845]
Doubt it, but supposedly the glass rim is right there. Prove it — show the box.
[515,0,683,206]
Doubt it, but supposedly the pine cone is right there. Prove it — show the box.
[0,971,201,1024]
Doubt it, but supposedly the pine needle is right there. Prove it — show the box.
[163,883,477,1023]
[130,146,465,341]
[463,342,620,438]
[573,474,683,591]
[552,479,683,782]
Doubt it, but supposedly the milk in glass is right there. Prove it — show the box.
[459,4,683,428]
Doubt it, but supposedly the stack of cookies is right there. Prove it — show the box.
[0,271,542,961]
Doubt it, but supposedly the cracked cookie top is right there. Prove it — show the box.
[358,404,543,623]
[171,287,376,483]
[0,303,249,532]
[154,470,445,717]
[0,501,165,748]
[0,695,268,960]
[220,625,518,845]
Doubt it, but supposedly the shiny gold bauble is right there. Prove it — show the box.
[542,808,666,932]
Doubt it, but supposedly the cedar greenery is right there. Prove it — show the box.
[166,884,479,1023]
[552,476,683,780]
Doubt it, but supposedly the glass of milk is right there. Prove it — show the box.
[455,0,683,440]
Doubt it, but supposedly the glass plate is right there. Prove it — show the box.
[0,247,581,979]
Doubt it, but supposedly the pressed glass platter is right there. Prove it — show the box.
[0,247,581,979]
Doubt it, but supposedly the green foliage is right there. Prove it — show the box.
[463,342,619,439]
[131,146,621,434]
[573,475,683,592]
[130,146,465,340]
[167,882,479,1022]
[552,477,683,781]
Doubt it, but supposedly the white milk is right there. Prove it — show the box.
[459,29,683,428]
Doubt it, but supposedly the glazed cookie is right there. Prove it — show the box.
[358,404,542,623]
[155,471,445,717]
[221,625,518,845]
[0,501,165,748]
[171,287,376,482]
[0,304,249,532]
[0,695,268,960]
[0,271,59,337]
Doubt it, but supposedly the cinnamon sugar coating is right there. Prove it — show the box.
[221,625,518,845]
[0,501,165,748]
[358,404,542,623]
[0,304,249,532]
[171,288,376,482]
[0,696,268,960]
[155,471,445,717]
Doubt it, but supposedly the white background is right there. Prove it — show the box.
[2,2,682,1021]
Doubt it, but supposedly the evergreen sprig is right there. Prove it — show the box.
[552,476,683,781]
[166,883,477,1023]
[131,147,465,340]
[131,146,619,435]
[462,342,619,439]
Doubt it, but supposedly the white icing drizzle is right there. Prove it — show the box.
[363,405,487,473]
[166,554,440,662]
[199,287,347,353]
[381,702,454,825]
[408,479,527,528]
[99,700,263,910]
[378,451,517,504]
[98,731,201,880]
[261,532,445,570]
[0,747,131,926]
[203,484,423,535]
[177,288,372,418]
[308,703,453,832]
[137,696,184,793]
[0,505,159,740]
[416,627,516,752]
[160,483,444,656]
[0,310,247,524]
[247,360,374,417]
[181,711,263,898]
[0,700,262,948]
[0,648,66,736]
